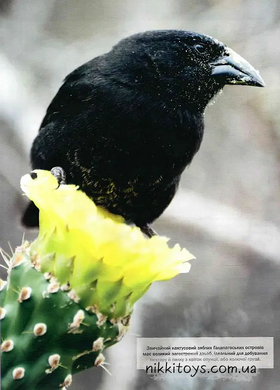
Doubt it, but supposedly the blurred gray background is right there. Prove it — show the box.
[0,0,279,389]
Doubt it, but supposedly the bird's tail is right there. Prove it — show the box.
[21,201,39,228]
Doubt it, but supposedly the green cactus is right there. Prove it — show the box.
[0,170,194,389]
[0,242,126,390]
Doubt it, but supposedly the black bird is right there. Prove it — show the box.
[22,30,264,237]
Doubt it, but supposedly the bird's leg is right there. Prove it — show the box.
[50,166,67,186]
[140,224,157,238]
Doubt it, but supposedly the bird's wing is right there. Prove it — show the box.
[39,58,101,130]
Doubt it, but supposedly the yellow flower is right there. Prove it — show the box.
[21,170,194,318]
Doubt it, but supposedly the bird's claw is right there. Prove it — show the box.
[140,225,157,238]
[51,166,67,187]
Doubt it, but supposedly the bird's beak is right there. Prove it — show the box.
[211,48,265,87]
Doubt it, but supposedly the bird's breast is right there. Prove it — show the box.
[146,107,205,176]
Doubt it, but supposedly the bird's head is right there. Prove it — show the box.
[109,30,265,110]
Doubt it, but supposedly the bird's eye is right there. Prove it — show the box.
[194,43,207,54]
